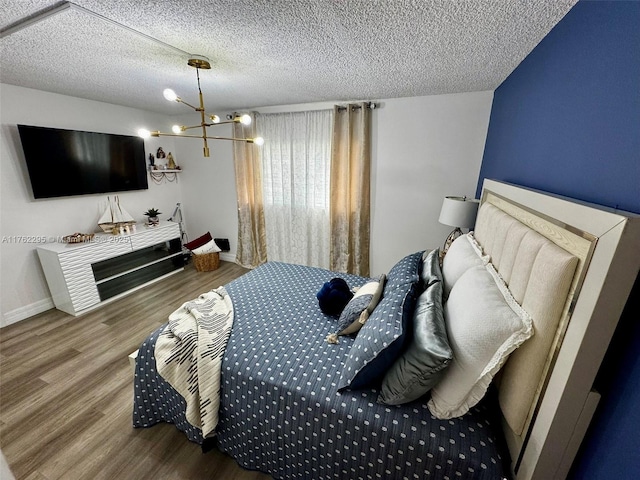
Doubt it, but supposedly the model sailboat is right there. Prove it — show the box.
[98,196,136,233]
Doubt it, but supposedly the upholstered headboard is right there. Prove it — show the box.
[472,180,640,480]
[474,194,590,463]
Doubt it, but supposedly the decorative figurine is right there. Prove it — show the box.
[148,153,155,167]
[167,152,176,169]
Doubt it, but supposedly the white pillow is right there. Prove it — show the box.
[428,263,533,419]
[191,239,222,255]
[442,232,489,298]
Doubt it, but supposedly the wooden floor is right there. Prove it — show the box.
[0,261,273,480]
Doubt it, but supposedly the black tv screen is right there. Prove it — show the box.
[17,125,148,199]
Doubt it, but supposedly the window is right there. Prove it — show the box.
[256,110,333,268]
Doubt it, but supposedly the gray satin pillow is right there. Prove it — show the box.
[420,249,442,288]
[378,280,452,405]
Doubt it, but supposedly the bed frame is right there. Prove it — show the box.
[475,179,640,479]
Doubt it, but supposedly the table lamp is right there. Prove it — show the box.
[438,196,480,257]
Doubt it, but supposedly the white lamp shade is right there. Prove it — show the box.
[439,196,480,228]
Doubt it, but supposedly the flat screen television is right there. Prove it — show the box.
[17,124,148,199]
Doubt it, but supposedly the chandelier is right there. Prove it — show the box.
[138,55,263,157]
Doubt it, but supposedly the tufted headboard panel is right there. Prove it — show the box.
[475,202,579,438]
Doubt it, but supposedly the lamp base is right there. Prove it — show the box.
[440,227,464,263]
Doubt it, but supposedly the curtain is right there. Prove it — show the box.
[233,113,268,268]
[257,110,333,268]
[330,102,371,277]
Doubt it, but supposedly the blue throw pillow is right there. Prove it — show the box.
[337,251,423,390]
[336,288,375,332]
[386,250,424,288]
[327,275,386,342]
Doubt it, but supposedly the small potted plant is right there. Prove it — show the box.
[144,208,162,225]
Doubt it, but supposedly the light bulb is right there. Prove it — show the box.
[163,88,178,102]
[240,114,252,125]
[210,115,220,124]
[172,125,182,134]
[253,137,264,146]
[138,129,151,139]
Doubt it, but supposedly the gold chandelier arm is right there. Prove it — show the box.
[151,132,256,142]
[203,135,259,142]
[180,122,245,130]
[175,98,200,111]
[179,124,204,131]
[210,116,251,126]
[207,119,237,126]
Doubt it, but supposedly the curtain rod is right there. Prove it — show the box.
[230,101,379,118]
[336,102,378,111]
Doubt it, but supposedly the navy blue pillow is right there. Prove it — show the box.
[317,277,353,316]
[338,251,423,390]
[386,250,424,288]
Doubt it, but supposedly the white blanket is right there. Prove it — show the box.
[154,286,233,438]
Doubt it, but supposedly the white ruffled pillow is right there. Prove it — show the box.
[191,239,222,255]
[428,263,533,419]
[442,232,489,298]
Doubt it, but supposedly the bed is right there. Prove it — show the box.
[132,179,640,480]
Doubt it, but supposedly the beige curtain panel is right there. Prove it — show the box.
[330,102,372,277]
[233,114,268,269]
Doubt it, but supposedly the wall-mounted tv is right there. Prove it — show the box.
[17,125,148,199]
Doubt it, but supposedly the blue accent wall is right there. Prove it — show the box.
[477,0,639,212]
[477,1,640,478]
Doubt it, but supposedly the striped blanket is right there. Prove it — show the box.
[154,286,233,438]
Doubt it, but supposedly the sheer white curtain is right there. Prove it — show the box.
[256,110,333,268]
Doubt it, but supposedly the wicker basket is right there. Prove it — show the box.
[193,252,220,272]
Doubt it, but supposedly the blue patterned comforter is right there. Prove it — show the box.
[133,261,510,480]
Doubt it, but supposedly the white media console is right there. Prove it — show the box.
[37,222,184,316]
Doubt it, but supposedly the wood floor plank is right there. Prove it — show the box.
[21,470,49,480]
[1,354,122,449]
[0,261,272,480]
[38,384,141,479]
[7,406,105,479]
[1,347,82,385]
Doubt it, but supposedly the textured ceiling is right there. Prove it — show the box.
[0,0,578,115]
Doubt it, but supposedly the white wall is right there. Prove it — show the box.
[371,92,493,274]
[0,84,182,326]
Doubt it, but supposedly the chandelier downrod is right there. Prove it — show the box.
[138,55,263,157]
[196,67,209,157]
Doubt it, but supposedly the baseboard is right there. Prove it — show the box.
[0,449,15,480]
[1,297,55,328]
[220,252,236,263]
